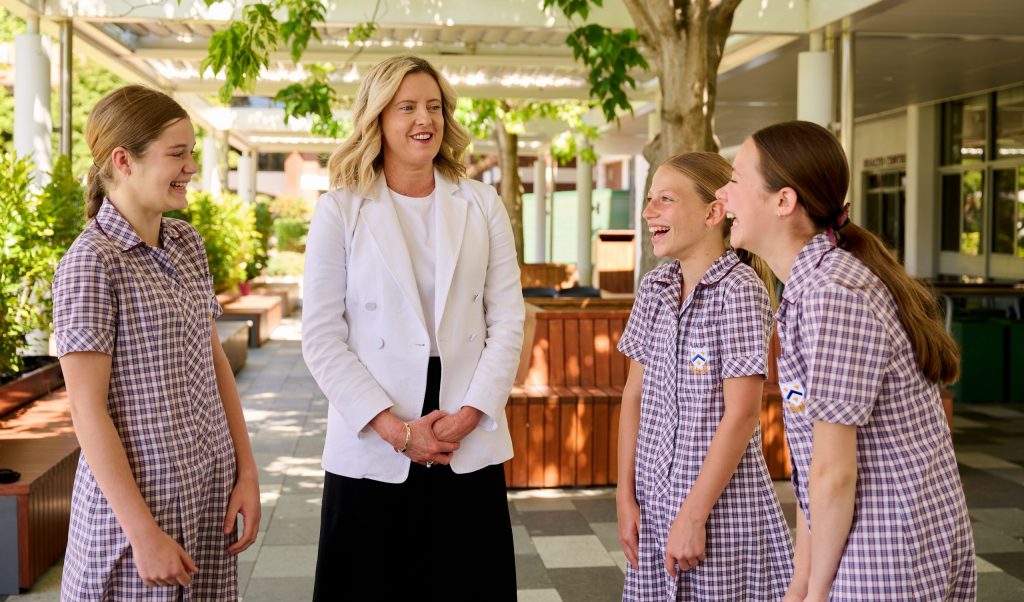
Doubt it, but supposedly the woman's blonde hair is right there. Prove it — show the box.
[328,55,470,194]
[84,85,189,219]
[662,152,778,307]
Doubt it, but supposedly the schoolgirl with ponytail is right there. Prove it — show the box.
[53,85,259,600]
[616,152,793,600]
[717,120,974,601]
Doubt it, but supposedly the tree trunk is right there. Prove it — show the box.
[495,119,525,264]
[622,0,739,277]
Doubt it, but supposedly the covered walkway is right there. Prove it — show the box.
[2,313,1024,601]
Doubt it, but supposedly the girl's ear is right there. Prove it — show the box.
[776,186,799,217]
[705,199,727,228]
[110,147,132,178]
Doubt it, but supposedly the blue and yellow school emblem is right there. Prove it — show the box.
[782,381,806,412]
[689,349,709,374]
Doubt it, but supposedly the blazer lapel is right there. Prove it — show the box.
[434,172,467,330]
[361,177,428,333]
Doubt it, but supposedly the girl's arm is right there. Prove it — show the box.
[804,421,857,601]
[783,501,811,601]
[616,360,644,568]
[664,375,762,576]
[61,352,197,587]
[210,322,261,554]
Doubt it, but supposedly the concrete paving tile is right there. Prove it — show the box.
[241,577,315,602]
[250,544,318,578]
[514,554,554,589]
[272,493,323,519]
[514,524,539,555]
[981,552,1024,581]
[546,567,624,602]
[958,451,1022,470]
[977,572,1024,601]
[237,560,254,593]
[970,508,1024,539]
[971,522,1024,554]
[516,589,563,601]
[608,550,628,573]
[572,497,617,523]
[514,497,578,512]
[532,535,616,569]
[520,510,595,537]
[589,521,621,552]
[262,517,322,545]
[976,555,1006,574]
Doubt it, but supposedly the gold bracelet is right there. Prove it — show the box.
[394,422,411,453]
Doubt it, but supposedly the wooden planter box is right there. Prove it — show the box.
[0,359,64,418]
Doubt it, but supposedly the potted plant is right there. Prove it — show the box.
[0,154,83,416]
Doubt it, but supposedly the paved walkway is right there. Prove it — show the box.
[5,314,1024,600]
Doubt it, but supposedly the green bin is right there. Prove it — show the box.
[951,318,1006,403]
[1007,320,1024,403]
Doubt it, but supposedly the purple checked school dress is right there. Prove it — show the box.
[618,251,793,601]
[776,233,976,601]
[53,200,238,601]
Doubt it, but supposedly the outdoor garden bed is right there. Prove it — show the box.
[0,357,63,418]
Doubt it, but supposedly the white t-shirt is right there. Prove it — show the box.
[389,188,439,356]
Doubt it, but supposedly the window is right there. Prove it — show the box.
[938,86,1024,278]
[257,153,288,172]
[942,96,987,165]
[863,170,905,258]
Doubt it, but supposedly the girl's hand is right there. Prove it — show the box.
[131,525,198,587]
[616,493,642,568]
[664,513,706,576]
[225,471,261,554]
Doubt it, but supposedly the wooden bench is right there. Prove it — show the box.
[220,294,283,347]
[216,319,250,374]
[504,302,631,489]
[521,263,578,290]
[0,389,78,594]
[251,282,301,317]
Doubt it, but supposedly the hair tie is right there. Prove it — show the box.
[835,202,851,230]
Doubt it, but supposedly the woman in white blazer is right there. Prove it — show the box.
[302,55,524,599]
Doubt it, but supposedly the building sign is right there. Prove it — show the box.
[863,153,906,169]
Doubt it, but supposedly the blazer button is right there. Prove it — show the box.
[365,302,377,311]
[377,337,385,349]
[468,333,478,342]
[472,293,481,302]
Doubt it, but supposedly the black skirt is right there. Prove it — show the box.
[312,357,516,600]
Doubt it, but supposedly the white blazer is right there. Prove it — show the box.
[302,170,525,482]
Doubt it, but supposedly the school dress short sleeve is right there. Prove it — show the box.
[618,270,658,365]
[719,277,771,379]
[804,283,887,426]
[55,200,238,601]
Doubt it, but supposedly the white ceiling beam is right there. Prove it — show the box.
[171,79,610,101]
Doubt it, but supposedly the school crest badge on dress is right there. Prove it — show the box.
[781,381,806,412]
[689,349,709,374]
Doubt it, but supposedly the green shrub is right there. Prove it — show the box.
[266,251,305,276]
[246,200,273,282]
[268,195,310,220]
[0,153,84,377]
[273,218,309,253]
[169,190,257,292]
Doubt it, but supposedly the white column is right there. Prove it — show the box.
[798,31,833,128]
[14,17,52,183]
[58,19,73,158]
[576,137,594,286]
[905,104,938,278]
[237,151,255,202]
[202,134,222,194]
[840,23,856,209]
[633,152,650,290]
[532,155,546,264]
